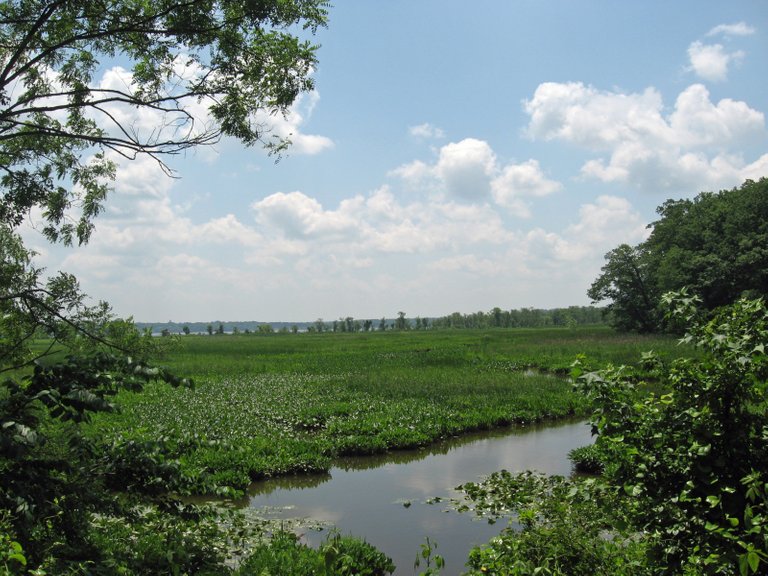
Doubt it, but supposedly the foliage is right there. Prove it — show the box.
[575,291,768,574]
[85,507,231,576]
[589,178,768,332]
[0,0,329,245]
[645,181,768,309]
[431,305,605,330]
[587,243,661,333]
[458,472,648,576]
[320,532,396,576]
[0,351,192,571]
[413,537,445,575]
[234,530,394,576]
[568,444,605,475]
[0,511,26,573]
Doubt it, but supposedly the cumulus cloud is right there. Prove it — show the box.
[522,196,644,265]
[435,139,497,201]
[524,81,765,193]
[491,160,562,216]
[687,41,744,82]
[252,191,356,239]
[391,138,562,215]
[686,22,754,82]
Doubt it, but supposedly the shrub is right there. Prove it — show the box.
[568,444,605,475]
[236,531,394,576]
[575,291,768,574]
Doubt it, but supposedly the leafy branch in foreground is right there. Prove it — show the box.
[0,351,194,571]
[1,0,329,245]
[575,290,768,575]
[456,292,767,575]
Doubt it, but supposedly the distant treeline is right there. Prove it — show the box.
[137,305,605,335]
[429,305,604,329]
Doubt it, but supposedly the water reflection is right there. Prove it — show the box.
[247,419,593,576]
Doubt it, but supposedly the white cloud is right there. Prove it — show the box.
[198,214,264,247]
[388,160,433,190]
[392,138,562,214]
[669,84,763,146]
[434,138,496,201]
[687,41,744,82]
[255,91,334,155]
[409,123,445,139]
[524,81,765,193]
[706,22,756,37]
[491,160,562,216]
[252,191,356,239]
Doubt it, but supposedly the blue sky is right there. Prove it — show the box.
[28,1,768,322]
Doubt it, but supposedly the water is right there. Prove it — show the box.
[245,419,593,575]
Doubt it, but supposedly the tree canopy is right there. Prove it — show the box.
[589,178,768,332]
[1,0,328,244]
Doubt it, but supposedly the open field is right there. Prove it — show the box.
[90,326,692,491]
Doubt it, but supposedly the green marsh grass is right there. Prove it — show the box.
[89,327,690,491]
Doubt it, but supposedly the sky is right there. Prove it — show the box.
[25,1,768,322]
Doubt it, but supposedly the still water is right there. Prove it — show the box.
[246,419,593,575]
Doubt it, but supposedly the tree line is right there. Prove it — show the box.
[155,305,606,336]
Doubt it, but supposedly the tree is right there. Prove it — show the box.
[182,325,190,335]
[588,244,660,333]
[645,179,768,309]
[589,178,768,332]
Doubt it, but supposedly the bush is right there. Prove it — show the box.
[236,531,394,576]
[568,444,605,475]
[458,292,768,575]
[459,472,648,576]
[575,291,768,574]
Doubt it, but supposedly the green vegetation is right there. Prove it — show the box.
[589,178,768,332]
[456,293,768,575]
[2,2,763,573]
[238,531,395,576]
[90,326,686,491]
[3,324,688,574]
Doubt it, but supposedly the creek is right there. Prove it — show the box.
[243,418,593,575]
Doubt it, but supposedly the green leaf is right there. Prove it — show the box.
[748,551,760,573]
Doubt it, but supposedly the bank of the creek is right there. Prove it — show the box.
[243,418,593,575]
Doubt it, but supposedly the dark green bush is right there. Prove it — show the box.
[568,444,605,475]
[236,531,394,576]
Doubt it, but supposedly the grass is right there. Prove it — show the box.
[88,326,691,492]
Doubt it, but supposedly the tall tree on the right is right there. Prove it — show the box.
[589,178,768,332]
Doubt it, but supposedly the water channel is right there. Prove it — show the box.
[243,419,593,575]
